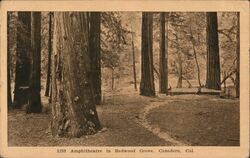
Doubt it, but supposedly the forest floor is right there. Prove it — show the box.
[8,89,239,146]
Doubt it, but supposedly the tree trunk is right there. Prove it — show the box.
[223,71,226,92]
[165,14,169,94]
[235,12,240,98]
[182,76,192,88]
[49,82,52,103]
[45,12,53,97]
[89,12,102,105]
[189,22,202,87]
[51,12,101,138]
[131,29,137,91]
[7,12,12,108]
[111,68,115,90]
[140,12,155,96]
[192,43,202,87]
[26,12,42,113]
[159,12,168,94]
[13,12,31,109]
[176,57,182,88]
[176,44,183,88]
[206,12,221,90]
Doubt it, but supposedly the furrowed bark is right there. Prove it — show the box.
[206,12,221,90]
[89,12,102,104]
[51,12,101,138]
[45,12,53,97]
[7,12,12,109]
[26,12,42,113]
[159,12,168,94]
[13,12,31,109]
[140,12,155,96]
[235,12,240,98]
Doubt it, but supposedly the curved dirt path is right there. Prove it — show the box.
[136,100,189,146]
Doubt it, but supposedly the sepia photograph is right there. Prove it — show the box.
[0,1,249,158]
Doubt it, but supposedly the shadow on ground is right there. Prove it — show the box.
[8,93,239,146]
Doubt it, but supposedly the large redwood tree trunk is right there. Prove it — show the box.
[51,12,101,138]
[159,12,168,94]
[206,12,221,90]
[7,12,12,108]
[235,12,240,98]
[89,12,102,105]
[140,12,155,96]
[45,12,53,97]
[13,12,31,109]
[26,12,42,113]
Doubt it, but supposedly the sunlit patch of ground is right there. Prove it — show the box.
[147,95,239,146]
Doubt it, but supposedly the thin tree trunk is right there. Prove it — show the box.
[235,12,240,98]
[220,69,236,85]
[45,12,53,97]
[111,68,114,90]
[7,12,12,108]
[176,46,183,88]
[153,66,160,79]
[13,12,31,109]
[182,75,192,88]
[165,13,169,95]
[206,12,221,90]
[176,57,182,88]
[192,44,202,87]
[26,12,42,113]
[159,12,167,94]
[49,82,52,103]
[140,12,155,96]
[131,27,137,91]
[223,71,226,93]
[89,12,101,104]
[51,12,101,138]
[189,21,202,87]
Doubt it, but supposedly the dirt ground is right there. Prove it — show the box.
[8,91,239,146]
[147,95,239,146]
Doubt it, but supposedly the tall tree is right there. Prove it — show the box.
[45,12,53,97]
[159,12,168,94]
[140,12,155,96]
[206,12,221,90]
[51,12,101,137]
[7,12,12,108]
[235,12,240,98]
[131,28,137,91]
[89,12,101,105]
[26,12,42,113]
[176,41,183,88]
[13,12,31,109]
